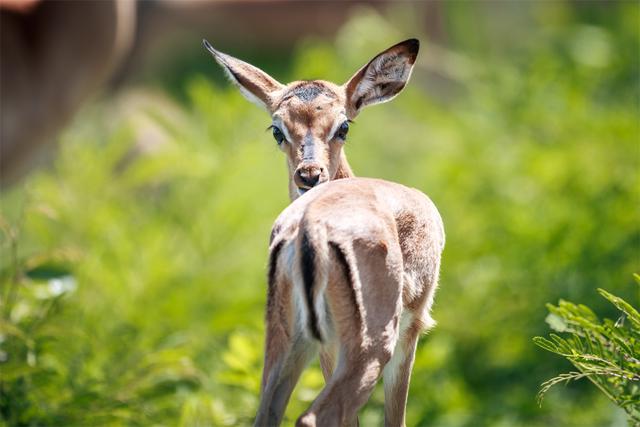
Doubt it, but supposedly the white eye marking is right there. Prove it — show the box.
[328,114,349,141]
[271,117,293,143]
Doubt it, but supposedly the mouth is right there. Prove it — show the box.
[296,179,328,197]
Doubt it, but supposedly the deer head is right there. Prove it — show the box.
[203,38,419,201]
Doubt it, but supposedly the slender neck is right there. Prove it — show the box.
[334,151,355,180]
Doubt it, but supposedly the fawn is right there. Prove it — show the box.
[205,38,444,427]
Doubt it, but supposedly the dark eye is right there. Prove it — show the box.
[335,121,349,141]
[272,126,285,144]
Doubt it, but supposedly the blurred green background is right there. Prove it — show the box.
[1,2,639,426]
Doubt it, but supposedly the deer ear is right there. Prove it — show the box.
[343,39,419,118]
[203,39,284,111]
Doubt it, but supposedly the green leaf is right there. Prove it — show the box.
[598,288,640,330]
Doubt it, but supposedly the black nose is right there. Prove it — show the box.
[300,171,320,187]
[295,164,324,189]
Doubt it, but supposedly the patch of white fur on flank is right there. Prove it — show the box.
[338,244,370,347]
[287,240,309,336]
[293,283,310,338]
[314,293,328,344]
[312,269,329,342]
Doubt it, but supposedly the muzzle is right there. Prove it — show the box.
[294,162,328,193]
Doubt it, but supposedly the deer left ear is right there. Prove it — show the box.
[343,39,419,118]
[203,39,284,112]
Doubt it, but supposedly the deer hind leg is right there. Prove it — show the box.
[297,239,403,427]
[255,329,317,427]
[318,342,359,427]
[319,344,337,383]
[384,265,440,427]
[382,314,423,427]
[297,344,389,427]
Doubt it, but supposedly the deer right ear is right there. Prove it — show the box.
[343,39,419,119]
[203,39,284,112]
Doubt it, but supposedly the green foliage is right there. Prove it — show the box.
[0,220,203,425]
[534,277,640,423]
[1,3,638,426]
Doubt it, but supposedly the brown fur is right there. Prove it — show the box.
[206,38,443,427]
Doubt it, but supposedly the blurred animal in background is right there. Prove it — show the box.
[206,39,445,427]
[0,0,136,183]
[1,0,397,184]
